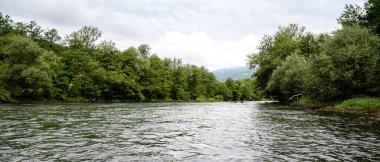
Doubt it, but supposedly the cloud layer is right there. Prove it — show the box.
[0,0,362,70]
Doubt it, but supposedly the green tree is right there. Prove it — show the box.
[39,28,63,51]
[365,0,380,34]
[65,26,102,49]
[0,13,259,102]
[338,0,380,35]
[0,35,53,99]
[170,58,190,100]
[214,81,232,101]
[113,47,145,101]
[200,67,217,99]
[26,21,44,41]
[137,44,151,57]
[337,4,366,26]
[304,25,380,101]
[266,54,308,102]
[141,54,172,100]
[225,78,242,101]
[0,13,14,36]
[247,24,307,89]
[56,49,98,98]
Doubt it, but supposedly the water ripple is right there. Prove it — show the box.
[0,102,379,161]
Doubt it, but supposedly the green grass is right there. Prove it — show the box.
[195,95,223,102]
[293,96,380,111]
[335,97,380,110]
[292,96,320,107]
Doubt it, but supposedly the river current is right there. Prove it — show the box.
[0,102,379,161]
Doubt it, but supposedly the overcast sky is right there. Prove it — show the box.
[0,0,362,70]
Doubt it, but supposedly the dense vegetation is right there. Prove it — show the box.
[0,13,263,103]
[247,0,380,108]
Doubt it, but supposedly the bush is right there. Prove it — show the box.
[292,96,320,106]
[335,97,380,110]
[0,88,11,102]
[195,95,208,102]
[304,25,380,101]
[266,54,308,102]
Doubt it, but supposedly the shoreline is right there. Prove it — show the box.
[0,99,266,104]
[288,96,380,117]
[291,103,380,118]
[3,98,379,118]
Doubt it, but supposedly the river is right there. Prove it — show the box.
[0,102,379,161]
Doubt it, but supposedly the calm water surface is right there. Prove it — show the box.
[0,102,379,161]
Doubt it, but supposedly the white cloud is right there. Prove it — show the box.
[151,31,259,70]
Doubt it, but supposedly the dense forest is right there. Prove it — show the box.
[247,0,380,106]
[1,0,379,107]
[0,13,263,103]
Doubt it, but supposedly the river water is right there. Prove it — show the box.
[0,102,379,161]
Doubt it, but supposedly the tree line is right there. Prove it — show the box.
[0,13,263,102]
[247,0,380,103]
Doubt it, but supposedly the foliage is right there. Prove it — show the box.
[248,0,380,107]
[247,24,325,91]
[64,26,102,49]
[247,24,326,99]
[0,35,54,99]
[337,4,366,26]
[338,0,380,35]
[137,44,151,57]
[251,24,380,103]
[292,97,320,107]
[304,25,380,101]
[365,0,380,34]
[266,54,308,102]
[0,12,262,102]
[224,78,262,101]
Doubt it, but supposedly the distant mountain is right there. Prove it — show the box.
[212,66,255,82]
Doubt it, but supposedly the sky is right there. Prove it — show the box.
[0,0,362,70]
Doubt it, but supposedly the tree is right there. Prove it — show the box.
[0,13,14,36]
[44,28,61,44]
[141,54,172,100]
[365,0,380,35]
[26,21,44,41]
[247,24,314,90]
[0,35,53,98]
[170,58,190,100]
[225,78,242,101]
[37,28,64,52]
[0,13,262,102]
[65,26,102,49]
[337,4,366,26]
[111,47,145,101]
[214,81,232,101]
[137,44,151,57]
[304,25,380,101]
[266,54,308,102]
[200,66,217,98]
[339,0,380,35]
[56,49,97,98]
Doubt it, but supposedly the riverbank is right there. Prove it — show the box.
[0,97,254,104]
[292,97,380,117]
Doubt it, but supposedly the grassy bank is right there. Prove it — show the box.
[0,97,229,104]
[292,97,380,115]
[334,97,380,110]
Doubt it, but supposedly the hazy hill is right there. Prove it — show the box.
[212,66,254,82]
